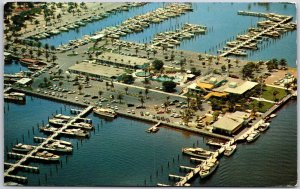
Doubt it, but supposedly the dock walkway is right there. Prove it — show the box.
[220,15,292,57]
[4,106,94,181]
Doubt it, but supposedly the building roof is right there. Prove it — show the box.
[96,52,150,67]
[204,91,228,100]
[223,81,258,94]
[196,82,214,90]
[16,78,32,85]
[212,111,250,132]
[68,62,125,78]
[213,117,242,132]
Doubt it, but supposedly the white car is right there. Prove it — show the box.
[75,97,79,101]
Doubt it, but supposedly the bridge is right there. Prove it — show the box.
[4,106,94,182]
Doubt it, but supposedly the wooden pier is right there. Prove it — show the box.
[220,15,292,57]
[4,106,94,182]
[4,162,39,173]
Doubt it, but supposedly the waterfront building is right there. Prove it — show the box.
[95,52,150,69]
[188,75,258,99]
[212,111,251,135]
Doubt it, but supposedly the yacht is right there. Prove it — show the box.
[13,143,35,152]
[199,158,219,178]
[258,122,270,132]
[93,107,117,119]
[35,151,60,161]
[224,144,237,156]
[43,142,73,153]
[246,130,260,142]
[182,147,213,158]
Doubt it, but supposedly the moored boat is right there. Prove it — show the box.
[246,130,260,142]
[182,147,213,158]
[43,142,73,153]
[224,144,237,156]
[199,158,219,178]
[93,107,117,119]
[35,151,60,161]
[13,143,35,152]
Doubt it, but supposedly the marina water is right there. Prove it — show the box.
[4,94,297,186]
[4,2,297,186]
[40,3,296,67]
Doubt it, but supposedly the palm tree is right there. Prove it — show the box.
[98,90,103,98]
[78,85,82,94]
[117,93,123,103]
[51,55,57,63]
[140,96,145,107]
[29,49,34,58]
[36,49,42,60]
[45,51,50,62]
[272,90,279,101]
[145,88,149,98]
[186,97,191,108]
[105,82,109,90]
[279,58,287,68]
[124,86,129,95]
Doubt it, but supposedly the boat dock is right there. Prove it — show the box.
[33,136,72,146]
[220,14,293,57]
[4,106,94,183]
[150,23,206,49]
[4,163,39,173]
[163,139,235,186]
[146,122,161,133]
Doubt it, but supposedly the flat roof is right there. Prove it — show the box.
[16,78,32,85]
[96,52,150,66]
[69,62,125,78]
[212,111,250,132]
[223,81,258,94]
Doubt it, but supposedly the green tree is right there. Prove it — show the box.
[119,74,134,84]
[124,86,129,95]
[152,59,164,71]
[140,96,145,107]
[78,85,82,94]
[279,58,287,67]
[162,81,176,92]
[117,93,123,103]
[98,90,103,98]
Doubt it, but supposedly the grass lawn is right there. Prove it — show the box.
[261,86,286,101]
[248,100,274,113]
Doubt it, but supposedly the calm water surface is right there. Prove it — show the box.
[40,3,296,67]
[3,95,297,186]
[4,2,297,186]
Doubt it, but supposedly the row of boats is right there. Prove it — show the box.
[12,139,73,161]
[30,2,147,40]
[150,23,206,49]
[4,92,26,103]
[85,3,193,41]
[246,121,270,142]
[218,11,296,57]
[181,142,236,179]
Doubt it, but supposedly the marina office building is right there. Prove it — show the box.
[187,74,258,100]
[68,61,125,80]
[95,52,150,69]
[212,111,251,135]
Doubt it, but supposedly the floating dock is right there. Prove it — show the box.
[4,106,94,183]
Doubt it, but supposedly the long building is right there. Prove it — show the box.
[95,52,150,69]
[68,61,125,80]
